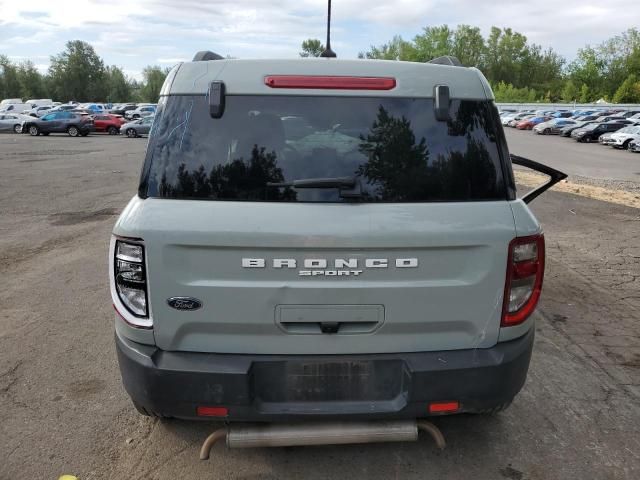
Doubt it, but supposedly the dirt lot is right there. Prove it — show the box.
[1,133,639,480]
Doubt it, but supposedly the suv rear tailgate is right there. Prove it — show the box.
[115,197,516,355]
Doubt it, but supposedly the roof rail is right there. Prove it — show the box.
[192,51,224,62]
[428,56,463,67]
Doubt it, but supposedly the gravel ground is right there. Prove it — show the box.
[0,133,639,480]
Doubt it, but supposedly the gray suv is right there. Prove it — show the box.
[110,53,563,443]
[22,111,94,137]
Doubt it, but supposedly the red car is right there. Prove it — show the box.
[516,116,552,130]
[93,114,125,135]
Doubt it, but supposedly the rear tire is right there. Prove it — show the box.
[126,128,137,138]
[13,124,21,134]
[28,125,39,136]
[107,126,118,135]
[67,126,79,137]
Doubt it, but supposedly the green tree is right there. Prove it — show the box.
[48,40,106,101]
[579,84,591,103]
[139,66,168,103]
[16,61,48,99]
[359,36,414,60]
[410,25,454,62]
[0,55,21,99]
[452,25,486,68]
[613,74,640,103]
[561,80,579,102]
[299,39,324,58]
[105,66,132,102]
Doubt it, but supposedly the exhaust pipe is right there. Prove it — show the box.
[200,420,445,460]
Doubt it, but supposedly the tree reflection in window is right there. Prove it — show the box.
[158,145,296,201]
[357,105,499,201]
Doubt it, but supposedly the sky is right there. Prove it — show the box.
[1,0,639,80]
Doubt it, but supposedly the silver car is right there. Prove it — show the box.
[121,116,154,138]
[0,113,34,133]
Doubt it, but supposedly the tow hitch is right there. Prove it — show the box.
[199,420,445,460]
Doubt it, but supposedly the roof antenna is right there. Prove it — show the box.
[320,0,337,58]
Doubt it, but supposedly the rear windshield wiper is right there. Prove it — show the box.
[267,176,362,199]
[267,176,356,189]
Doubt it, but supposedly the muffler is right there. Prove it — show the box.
[200,420,445,460]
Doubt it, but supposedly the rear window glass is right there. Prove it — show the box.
[142,95,507,202]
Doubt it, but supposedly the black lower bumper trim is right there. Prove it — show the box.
[116,328,534,421]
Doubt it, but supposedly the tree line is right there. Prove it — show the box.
[3,28,639,105]
[0,40,169,103]
[300,26,640,103]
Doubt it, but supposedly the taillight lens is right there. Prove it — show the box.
[502,234,545,327]
[111,237,151,328]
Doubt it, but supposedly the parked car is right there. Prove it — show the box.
[551,111,573,118]
[0,113,34,133]
[516,116,550,130]
[109,104,137,116]
[571,122,626,143]
[508,114,535,127]
[110,52,566,430]
[0,102,30,114]
[619,110,640,118]
[501,113,518,126]
[124,105,156,120]
[79,103,106,114]
[560,121,597,137]
[608,126,640,149]
[93,114,126,135]
[23,105,54,117]
[21,111,94,137]
[49,104,79,113]
[121,116,154,137]
[598,131,616,146]
[533,119,577,135]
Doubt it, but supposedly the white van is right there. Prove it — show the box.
[0,103,30,114]
[25,99,54,107]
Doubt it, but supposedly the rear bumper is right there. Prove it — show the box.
[116,328,534,421]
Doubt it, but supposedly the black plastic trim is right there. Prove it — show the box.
[511,155,568,203]
[116,328,534,421]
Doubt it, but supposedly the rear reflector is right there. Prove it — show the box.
[197,406,229,417]
[264,75,396,90]
[429,401,460,414]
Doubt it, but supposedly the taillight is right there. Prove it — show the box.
[264,75,396,90]
[110,236,151,328]
[502,234,545,327]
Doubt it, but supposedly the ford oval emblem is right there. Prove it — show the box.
[167,297,202,311]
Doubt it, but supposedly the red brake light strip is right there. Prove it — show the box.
[264,75,396,90]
